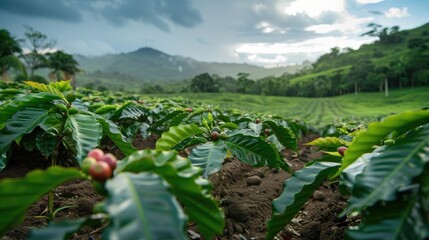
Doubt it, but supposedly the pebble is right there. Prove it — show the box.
[313,190,325,201]
[246,176,262,186]
[187,230,201,240]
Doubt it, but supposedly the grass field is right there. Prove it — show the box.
[152,87,429,127]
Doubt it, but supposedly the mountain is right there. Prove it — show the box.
[74,47,308,91]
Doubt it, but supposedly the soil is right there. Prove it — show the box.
[0,134,351,240]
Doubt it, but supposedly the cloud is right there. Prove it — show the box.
[384,7,409,18]
[0,0,82,22]
[0,0,203,32]
[234,36,372,66]
[63,39,116,56]
[280,0,345,18]
[305,15,373,34]
[356,0,384,4]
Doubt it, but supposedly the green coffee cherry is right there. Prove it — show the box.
[66,92,77,103]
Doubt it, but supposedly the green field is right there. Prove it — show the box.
[152,87,429,127]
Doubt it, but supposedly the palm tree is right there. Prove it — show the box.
[46,50,82,88]
[0,29,27,81]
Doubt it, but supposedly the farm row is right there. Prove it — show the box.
[0,81,428,239]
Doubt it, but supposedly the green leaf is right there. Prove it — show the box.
[28,218,86,240]
[36,132,59,158]
[266,162,340,240]
[172,136,208,151]
[117,150,224,239]
[340,151,377,191]
[224,134,280,168]
[335,110,429,178]
[265,120,297,151]
[189,141,227,178]
[155,124,205,151]
[342,127,429,215]
[0,153,7,172]
[248,122,262,134]
[0,167,85,236]
[93,115,136,156]
[346,194,429,240]
[24,81,69,102]
[305,136,350,149]
[102,172,187,240]
[0,92,59,124]
[63,113,102,165]
[0,107,49,156]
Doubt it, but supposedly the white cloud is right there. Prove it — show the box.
[247,54,289,67]
[305,16,373,34]
[280,0,345,17]
[65,39,116,56]
[356,0,384,4]
[385,7,409,18]
[255,21,286,34]
[234,36,372,66]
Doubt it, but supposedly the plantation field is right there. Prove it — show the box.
[154,87,429,126]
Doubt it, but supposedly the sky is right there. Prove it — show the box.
[1,0,429,68]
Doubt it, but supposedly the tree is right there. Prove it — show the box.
[0,29,26,81]
[23,26,56,78]
[361,23,402,44]
[46,50,82,88]
[346,60,374,95]
[190,73,218,92]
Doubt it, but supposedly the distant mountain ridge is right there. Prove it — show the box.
[74,47,308,85]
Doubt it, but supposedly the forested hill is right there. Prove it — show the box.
[264,22,429,97]
[74,47,306,85]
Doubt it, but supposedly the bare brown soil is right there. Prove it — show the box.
[0,134,350,240]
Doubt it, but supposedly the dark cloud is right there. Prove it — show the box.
[0,0,203,32]
[368,10,383,15]
[0,0,82,22]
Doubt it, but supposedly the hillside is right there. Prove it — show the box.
[74,47,307,91]
[289,22,429,86]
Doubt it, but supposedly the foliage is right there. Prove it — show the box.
[267,109,429,239]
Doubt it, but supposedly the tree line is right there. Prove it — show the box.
[187,24,429,97]
[0,26,81,88]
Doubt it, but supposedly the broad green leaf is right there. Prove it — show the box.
[29,218,86,240]
[0,92,59,124]
[172,136,208,151]
[265,120,297,151]
[346,194,429,240]
[342,127,429,215]
[150,110,187,130]
[220,122,239,130]
[335,110,429,178]
[155,124,205,151]
[63,113,102,165]
[305,136,350,149]
[267,162,340,240]
[189,141,227,178]
[117,150,224,239]
[0,107,49,156]
[102,172,187,240]
[36,132,59,158]
[24,81,69,102]
[119,105,146,120]
[224,134,280,168]
[93,115,136,156]
[248,122,262,134]
[0,167,85,236]
[340,151,377,191]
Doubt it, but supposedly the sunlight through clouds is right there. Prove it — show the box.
[385,7,409,18]
[235,36,371,66]
[280,0,345,17]
[356,0,384,4]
